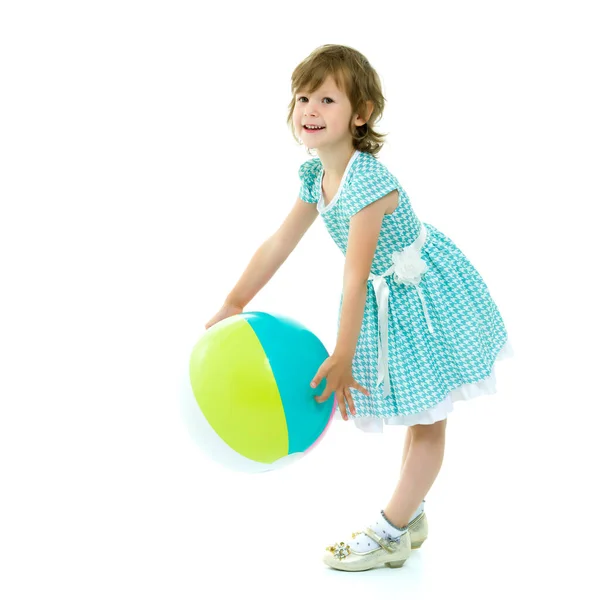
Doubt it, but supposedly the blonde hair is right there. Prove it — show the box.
[287,44,388,157]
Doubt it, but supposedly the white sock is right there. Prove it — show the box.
[411,499,426,522]
[348,500,425,552]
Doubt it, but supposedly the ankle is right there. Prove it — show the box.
[384,499,425,527]
[381,509,408,530]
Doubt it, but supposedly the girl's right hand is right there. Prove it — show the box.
[204,302,244,330]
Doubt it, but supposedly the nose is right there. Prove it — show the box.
[304,99,319,117]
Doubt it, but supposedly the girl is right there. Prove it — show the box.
[205,44,513,572]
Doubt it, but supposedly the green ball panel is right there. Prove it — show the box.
[189,316,288,464]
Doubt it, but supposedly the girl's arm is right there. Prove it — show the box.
[334,190,399,361]
[225,197,318,308]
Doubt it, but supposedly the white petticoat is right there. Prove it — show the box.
[334,338,515,433]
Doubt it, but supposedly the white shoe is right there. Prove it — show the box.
[323,527,411,572]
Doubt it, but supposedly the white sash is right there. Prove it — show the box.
[367,224,433,399]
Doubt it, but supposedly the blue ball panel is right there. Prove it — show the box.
[243,312,334,454]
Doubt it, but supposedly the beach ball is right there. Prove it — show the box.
[179,311,336,473]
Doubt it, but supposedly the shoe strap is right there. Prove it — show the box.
[363,527,399,553]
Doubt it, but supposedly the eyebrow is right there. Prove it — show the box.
[297,90,338,95]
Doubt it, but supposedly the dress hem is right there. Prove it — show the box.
[334,338,515,433]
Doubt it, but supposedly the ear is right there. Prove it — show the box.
[354,100,374,126]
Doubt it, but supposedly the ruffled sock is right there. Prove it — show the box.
[348,500,425,552]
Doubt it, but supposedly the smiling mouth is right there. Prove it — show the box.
[303,125,326,131]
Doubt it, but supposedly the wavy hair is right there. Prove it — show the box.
[287,44,388,157]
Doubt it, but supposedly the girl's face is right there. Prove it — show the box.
[293,75,357,151]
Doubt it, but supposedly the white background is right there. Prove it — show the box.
[1,1,599,598]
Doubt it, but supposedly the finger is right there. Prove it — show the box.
[352,380,370,396]
[314,385,333,403]
[310,371,324,389]
[337,392,348,420]
[345,388,356,415]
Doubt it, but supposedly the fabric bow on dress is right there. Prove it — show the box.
[368,225,434,399]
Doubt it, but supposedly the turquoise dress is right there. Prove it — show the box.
[298,149,513,432]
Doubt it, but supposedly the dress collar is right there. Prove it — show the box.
[317,149,361,214]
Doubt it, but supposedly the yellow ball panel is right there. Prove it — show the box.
[189,316,288,464]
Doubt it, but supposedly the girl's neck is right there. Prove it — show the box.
[317,145,358,179]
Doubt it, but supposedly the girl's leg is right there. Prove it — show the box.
[401,427,412,473]
[384,419,447,528]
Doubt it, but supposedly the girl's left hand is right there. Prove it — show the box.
[310,354,370,421]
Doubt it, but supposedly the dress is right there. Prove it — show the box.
[298,149,514,432]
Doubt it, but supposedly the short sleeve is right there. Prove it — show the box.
[343,162,399,218]
[298,158,322,204]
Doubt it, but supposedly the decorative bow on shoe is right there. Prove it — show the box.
[326,541,351,560]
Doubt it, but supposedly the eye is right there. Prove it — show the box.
[296,96,334,104]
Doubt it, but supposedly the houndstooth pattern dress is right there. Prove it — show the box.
[299,149,514,432]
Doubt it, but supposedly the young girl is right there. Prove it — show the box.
[205,44,513,572]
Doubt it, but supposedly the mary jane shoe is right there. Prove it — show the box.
[323,527,411,572]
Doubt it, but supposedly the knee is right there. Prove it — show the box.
[410,418,447,439]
